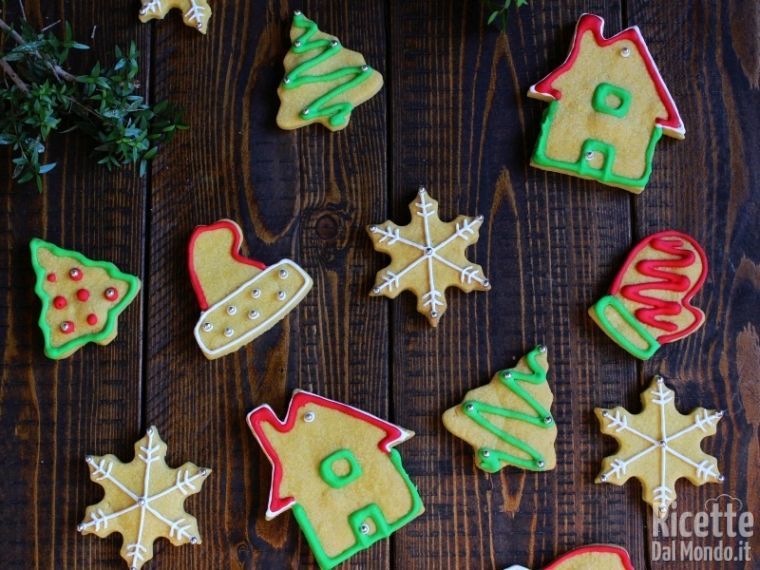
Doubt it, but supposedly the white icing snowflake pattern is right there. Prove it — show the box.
[596,376,723,518]
[78,427,210,569]
[184,0,208,29]
[368,187,490,326]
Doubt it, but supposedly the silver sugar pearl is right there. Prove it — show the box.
[537,460,545,468]
[543,416,553,424]
[226,305,237,316]
[251,288,262,299]
[481,449,491,458]
[537,344,547,353]
[302,107,311,116]
[655,374,664,383]
[418,185,426,194]
[585,151,595,161]
[360,523,370,535]
[620,46,631,57]
[361,64,369,72]
[202,322,213,332]
[191,536,199,544]
[304,411,315,423]
[278,291,287,301]
[224,327,234,338]
[294,40,302,48]
[465,403,475,412]
[279,269,289,279]
[248,310,260,320]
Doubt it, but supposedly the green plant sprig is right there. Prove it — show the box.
[484,0,528,32]
[0,17,186,191]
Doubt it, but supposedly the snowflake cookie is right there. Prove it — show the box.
[596,375,724,518]
[367,186,490,327]
[443,345,557,473]
[78,426,211,569]
[139,0,212,34]
[30,238,141,359]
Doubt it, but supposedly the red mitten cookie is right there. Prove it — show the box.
[31,239,141,359]
[188,220,313,359]
[506,545,634,570]
[589,230,707,360]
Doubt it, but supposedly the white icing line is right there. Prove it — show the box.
[194,260,313,358]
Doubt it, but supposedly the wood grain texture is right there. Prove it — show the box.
[0,1,148,569]
[388,1,646,568]
[627,1,760,568]
[145,1,388,568]
[0,1,757,569]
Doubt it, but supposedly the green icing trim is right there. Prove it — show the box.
[592,82,632,118]
[532,100,663,190]
[30,238,141,359]
[591,295,660,360]
[461,346,554,473]
[319,449,362,489]
[283,12,374,127]
[292,448,423,570]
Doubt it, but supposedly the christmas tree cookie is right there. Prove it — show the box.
[442,345,556,473]
[277,11,384,131]
[78,426,211,569]
[30,238,141,359]
[367,186,491,327]
[139,0,212,34]
[596,375,724,518]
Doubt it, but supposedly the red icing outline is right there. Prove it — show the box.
[609,230,707,344]
[545,545,634,570]
[187,219,267,310]
[531,13,684,136]
[247,390,409,518]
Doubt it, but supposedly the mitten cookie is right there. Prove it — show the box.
[189,219,313,359]
[139,0,212,34]
[78,426,211,569]
[596,375,724,518]
[443,345,556,473]
[367,186,490,327]
[30,238,141,359]
[589,230,707,360]
[506,545,634,570]
[277,11,384,131]
[527,14,684,193]
[247,390,424,570]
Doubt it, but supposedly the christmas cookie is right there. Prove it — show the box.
[139,0,212,34]
[189,219,313,359]
[506,544,634,570]
[277,11,384,131]
[30,238,141,359]
[596,375,724,518]
[78,426,211,569]
[367,186,490,327]
[247,390,424,570]
[589,230,707,360]
[442,345,556,473]
[527,13,684,193]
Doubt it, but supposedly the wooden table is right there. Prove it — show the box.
[1,1,758,568]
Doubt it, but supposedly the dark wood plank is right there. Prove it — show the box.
[145,0,388,568]
[0,1,148,568]
[388,1,648,568]
[626,1,760,568]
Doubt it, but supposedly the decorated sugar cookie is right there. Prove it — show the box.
[30,238,141,359]
[528,13,684,193]
[506,544,634,570]
[78,426,211,569]
[443,345,556,473]
[596,375,723,518]
[589,230,707,360]
[277,11,384,131]
[247,390,424,570]
[139,0,212,34]
[189,220,313,359]
[367,186,490,327]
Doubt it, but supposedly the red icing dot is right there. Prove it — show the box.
[60,321,75,334]
[86,313,98,326]
[104,287,119,301]
[69,267,83,281]
[47,273,57,282]
[53,296,67,309]
[76,288,90,302]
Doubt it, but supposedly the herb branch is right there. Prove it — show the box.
[0,17,186,191]
[484,0,528,32]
